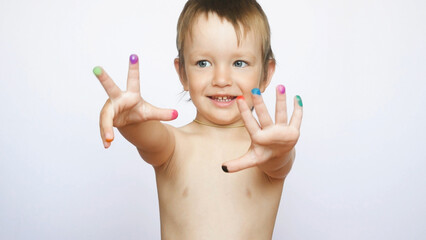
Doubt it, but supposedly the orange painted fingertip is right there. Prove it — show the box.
[237,95,245,100]
[105,137,114,143]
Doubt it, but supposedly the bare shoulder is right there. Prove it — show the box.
[152,123,196,176]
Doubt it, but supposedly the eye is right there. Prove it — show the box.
[197,60,211,68]
[233,60,248,68]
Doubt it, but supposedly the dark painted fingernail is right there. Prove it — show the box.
[296,95,303,107]
[222,165,229,173]
[277,85,285,94]
[130,54,138,64]
[93,66,102,76]
[251,88,261,95]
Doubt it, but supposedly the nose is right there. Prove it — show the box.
[212,65,232,87]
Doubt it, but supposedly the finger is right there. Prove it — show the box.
[222,150,258,173]
[236,96,260,136]
[289,95,303,129]
[251,88,273,127]
[99,100,115,148]
[275,85,288,124]
[144,103,179,121]
[127,54,140,93]
[93,66,122,99]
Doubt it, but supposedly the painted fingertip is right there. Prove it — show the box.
[105,132,114,142]
[129,54,138,64]
[171,110,178,120]
[296,95,303,107]
[277,85,286,94]
[103,141,109,149]
[237,95,245,100]
[222,165,229,173]
[251,88,261,95]
[93,66,102,76]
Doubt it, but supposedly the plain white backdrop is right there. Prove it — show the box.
[1,0,425,239]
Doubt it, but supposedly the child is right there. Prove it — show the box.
[93,0,303,239]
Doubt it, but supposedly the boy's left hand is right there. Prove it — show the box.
[222,85,303,180]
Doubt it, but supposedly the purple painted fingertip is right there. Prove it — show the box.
[129,54,138,64]
[277,85,286,94]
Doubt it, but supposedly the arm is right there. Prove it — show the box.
[222,85,303,180]
[94,54,177,167]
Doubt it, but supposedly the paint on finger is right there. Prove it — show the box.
[296,95,303,107]
[93,66,102,76]
[277,85,285,94]
[171,110,178,120]
[130,54,138,64]
[251,88,261,95]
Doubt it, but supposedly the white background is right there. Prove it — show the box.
[1,0,425,239]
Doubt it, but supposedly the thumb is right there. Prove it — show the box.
[144,104,178,122]
[222,150,258,173]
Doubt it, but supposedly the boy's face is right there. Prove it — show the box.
[175,13,274,126]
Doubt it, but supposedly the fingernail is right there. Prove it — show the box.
[103,142,109,149]
[222,165,229,173]
[129,54,138,64]
[251,88,261,95]
[105,133,114,142]
[277,85,285,94]
[93,66,102,76]
[237,95,245,100]
[296,95,303,107]
[171,110,178,120]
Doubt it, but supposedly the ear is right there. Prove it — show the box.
[259,59,276,92]
[174,58,188,91]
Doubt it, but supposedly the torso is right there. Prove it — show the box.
[153,123,285,240]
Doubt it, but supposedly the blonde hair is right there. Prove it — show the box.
[176,0,275,80]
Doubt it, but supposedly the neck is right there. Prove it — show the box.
[193,119,245,128]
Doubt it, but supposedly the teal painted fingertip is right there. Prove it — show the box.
[251,88,261,95]
[296,95,303,107]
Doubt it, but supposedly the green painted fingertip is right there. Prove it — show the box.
[296,95,303,107]
[93,66,102,76]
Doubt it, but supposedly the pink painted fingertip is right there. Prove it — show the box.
[277,85,286,94]
[171,110,178,120]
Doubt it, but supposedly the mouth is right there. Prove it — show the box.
[208,95,237,102]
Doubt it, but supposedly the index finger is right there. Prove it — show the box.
[127,54,140,93]
[93,66,122,99]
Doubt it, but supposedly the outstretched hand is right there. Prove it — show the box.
[222,85,303,180]
[93,54,178,148]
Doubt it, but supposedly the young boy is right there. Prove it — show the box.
[93,0,303,239]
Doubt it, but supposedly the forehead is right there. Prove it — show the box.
[185,12,261,54]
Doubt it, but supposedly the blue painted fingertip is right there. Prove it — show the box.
[251,88,261,95]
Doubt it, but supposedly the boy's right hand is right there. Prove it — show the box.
[93,54,178,148]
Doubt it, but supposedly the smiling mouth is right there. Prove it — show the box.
[208,96,237,102]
